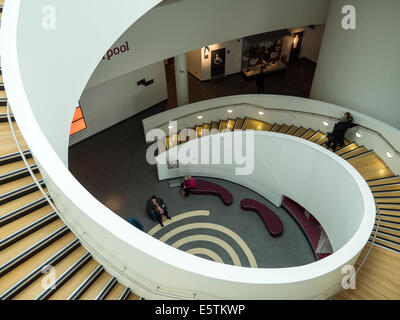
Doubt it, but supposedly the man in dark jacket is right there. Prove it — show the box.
[325,112,358,151]
[146,195,171,227]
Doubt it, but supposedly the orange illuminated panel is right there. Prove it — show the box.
[72,107,83,122]
[70,105,87,136]
[70,118,87,135]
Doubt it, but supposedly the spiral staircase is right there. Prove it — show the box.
[1,0,399,299]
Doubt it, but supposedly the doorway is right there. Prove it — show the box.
[211,48,226,79]
[291,32,304,60]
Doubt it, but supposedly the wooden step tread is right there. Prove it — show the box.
[0,205,53,240]
[242,118,272,131]
[347,152,393,181]
[0,122,28,157]
[0,190,47,217]
[368,176,400,187]
[0,158,36,177]
[0,219,67,267]
[0,231,75,295]
[78,271,112,300]
[342,146,369,160]
[104,283,126,300]
[13,245,87,300]
[335,143,359,156]
[48,258,100,300]
[0,172,43,196]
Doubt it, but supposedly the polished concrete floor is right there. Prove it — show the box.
[69,57,317,268]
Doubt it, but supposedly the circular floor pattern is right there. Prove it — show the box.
[148,210,258,267]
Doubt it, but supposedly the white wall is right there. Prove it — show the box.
[311,0,400,130]
[186,49,202,80]
[69,61,168,145]
[88,0,331,89]
[301,25,325,63]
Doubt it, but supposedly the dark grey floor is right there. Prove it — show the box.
[69,58,317,268]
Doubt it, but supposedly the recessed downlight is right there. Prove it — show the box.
[197,115,203,119]
[227,109,233,113]
[168,125,173,129]
[356,131,362,138]
[258,111,264,115]
[323,121,329,126]
[387,152,393,158]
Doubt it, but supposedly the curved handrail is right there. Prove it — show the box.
[6,102,196,301]
[7,100,380,299]
[152,102,400,157]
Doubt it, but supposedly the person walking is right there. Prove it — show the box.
[325,112,358,152]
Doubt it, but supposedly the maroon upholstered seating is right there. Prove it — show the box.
[240,198,284,237]
[190,179,233,206]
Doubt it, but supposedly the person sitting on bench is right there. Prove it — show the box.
[147,195,171,227]
[180,176,196,198]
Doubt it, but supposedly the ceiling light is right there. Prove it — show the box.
[197,115,203,119]
[227,109,233,113]
[386,152,393,158]
[323,121,329,126]
[258,111,264,115]
[168,125,173,129]
[356,131,362,138]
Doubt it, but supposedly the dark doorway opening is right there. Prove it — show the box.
[211,48,226,79]
[291,31,304,60]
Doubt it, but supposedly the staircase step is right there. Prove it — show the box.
[368,176,400,187]
[0,158,36,177]
[373,190,400,197]
[301,129,316,140]
[341,146,369,160]
[278,124,291,134]
[202,123,211,136]
[95,277,118,300]
[0,236,79,299]
[119,287,132,300]
[0,175,45,205]
[371,183,400,192]
[378,203,400,211]
[0,211,58,250]
[294,127,307,137]
[104,282,126,300]
[242,118,272,131]
[0,205,54,241]
[270,123,282,132]
[0,219,66,267]
[219,120,228,131]
[36,252,93,300]
[13,245,87,300]
[308,131,325,143]
[286,125,299,136]
[0,149,31,166]
[335,143,359,156]
[347,152,394,181]
[0,122,29,156]
[67,265,104,300]
[225,119,235,131]
[0,225,69,278]
[233,118,244,130]
[78,271,113,300]
[0,190,48,219]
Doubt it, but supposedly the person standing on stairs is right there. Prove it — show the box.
[325,112,358,151]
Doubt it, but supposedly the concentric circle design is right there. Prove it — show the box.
[148,211,257,268]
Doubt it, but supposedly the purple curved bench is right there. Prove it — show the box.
[190,179,233,206]
[240,199,283,237]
